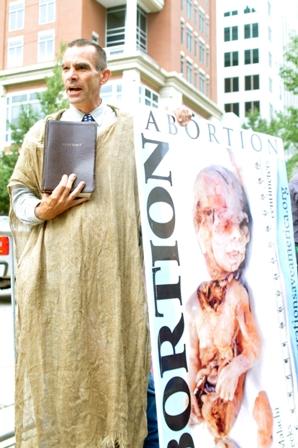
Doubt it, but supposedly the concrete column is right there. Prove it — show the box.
[125,0,137,54]
[121,69,141,112]
[159,85,183,112]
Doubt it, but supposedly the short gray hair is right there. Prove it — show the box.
[67,38,107,71]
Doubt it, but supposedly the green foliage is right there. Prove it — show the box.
[0,104,39,215]
[286,152,298,181]
[0,44,68,215]
[243,108,298,151]
[0,148,18,215]
[243,110,284,137]
[243,34,298,178]
[243,109,298,178]
[37,63,68,115]
[9,104,40,148]
[280,35,298,95]
[37,43,68,115]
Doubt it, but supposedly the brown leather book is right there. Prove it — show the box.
[42,120,97,197]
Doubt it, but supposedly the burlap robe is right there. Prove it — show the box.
[9,110,150,448]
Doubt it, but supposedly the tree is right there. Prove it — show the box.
[37,63,68,115]
[0,104,39,215]
[243,110,284,137]
[0,51,67,215]
[243,34,298,178]
[0,149,18,215]
[9,104,40,148]
[244,108,298,150]
[280,34,298,95]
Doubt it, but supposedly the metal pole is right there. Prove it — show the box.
[8,235,16,361]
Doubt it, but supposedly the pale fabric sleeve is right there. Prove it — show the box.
[11,184,44,225]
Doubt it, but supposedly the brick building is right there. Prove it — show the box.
[0,0,221,149]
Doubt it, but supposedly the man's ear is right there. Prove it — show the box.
[99,69,111,85]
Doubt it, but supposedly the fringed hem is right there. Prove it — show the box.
[99,435,127,448]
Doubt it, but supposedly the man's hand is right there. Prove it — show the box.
[35,174,88,221]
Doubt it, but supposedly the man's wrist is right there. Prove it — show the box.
[34,202,46,221]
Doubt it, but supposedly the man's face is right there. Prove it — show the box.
[62,45,109,113]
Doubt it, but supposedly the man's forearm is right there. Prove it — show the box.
[11,185,44,225]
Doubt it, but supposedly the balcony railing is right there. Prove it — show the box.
[95,0,164,13]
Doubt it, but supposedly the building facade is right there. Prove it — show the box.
[217,0,284,122]
[0,0,220,150]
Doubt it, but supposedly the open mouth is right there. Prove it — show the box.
[68,87,82,94]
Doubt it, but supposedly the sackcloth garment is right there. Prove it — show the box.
[8,109,150,448]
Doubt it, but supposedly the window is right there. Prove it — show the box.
[180,54,185,75]
[136,7,147,52]
[205,78,210,97]
[269,52,272,66]
[269,78,273,92]
[38,30,55,62]
[224,103,240,116]
[224,51,239,67]
[139,86,159,108]
[194,68,198,88]
[244,6,256,14]
[91,32,99,44]
[106,6,147,52]
[244,48,259,64]
[245,101,260,115]
[186,28,192,52]
[199,72,206,94]
[205,18,209,38]
[245,74,260,90]
[106,6,125,47]
[186,61,193,83]
[224,10,238,16]
[39,0,55,24]
[199,41,205,64]
[268,27,272,41]
[180,22,184,44]
[186,0,192,19]
[7,36,23,67]
[270,103,273,118]
[5,91,42,143]
[224,77,239,93]
[9,0,24,31]
[206,47,209,67]
[244,23,259,38]
[193,5,198,26]
[199,11,204,33]
[224,26,238,41]
[101,82,122,105]
[194,36,198,57]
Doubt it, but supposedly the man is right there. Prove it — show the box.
[9,39,192,448]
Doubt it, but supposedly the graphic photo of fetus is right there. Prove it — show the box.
[185,165,273,448]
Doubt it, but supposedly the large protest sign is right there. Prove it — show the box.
[134,107,298,448]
